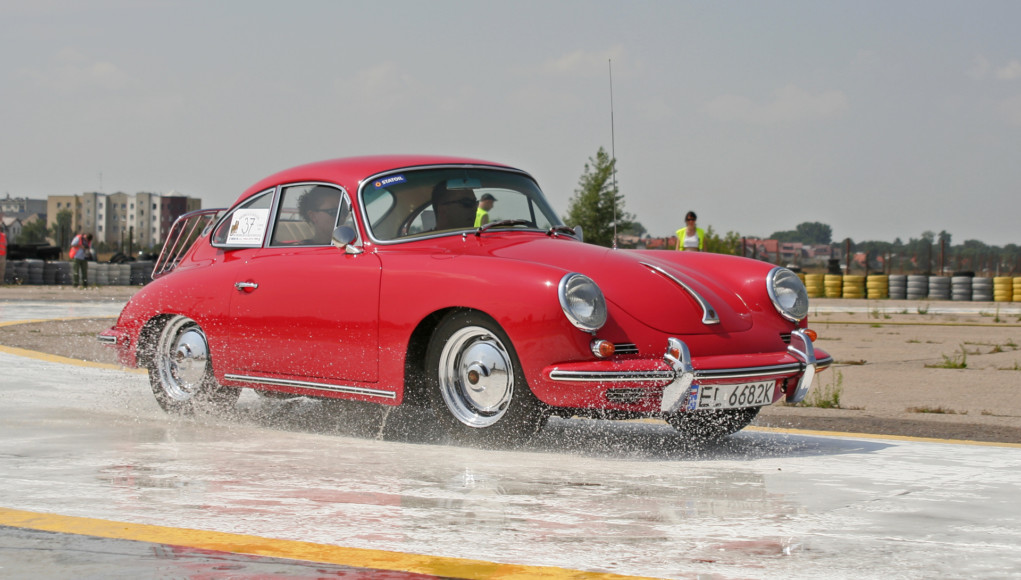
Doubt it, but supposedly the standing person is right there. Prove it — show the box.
[474,193,496,227]
[675,211,705,251]
[0,222,7,284]
[70,232,94,288]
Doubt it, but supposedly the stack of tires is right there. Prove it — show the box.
[993,277,1013,302]
[805,273,825,298]
[907,275,928,299]
[951,276,972,302]
[889,275,907,299]
[1015,277,1021,302]
[93,262,110,286]
[130,261,154,285]
[55,262,72,285]
[824,274,843,298]
[4,260,18,283]
[842,275,865,299]
[928,276,951,301]
[971,277,993,302]
[866,274,889,299]
[25,259,44,285]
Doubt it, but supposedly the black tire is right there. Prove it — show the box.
[665,407,761,443]
[424,311,547,445]
[148,315,240,414]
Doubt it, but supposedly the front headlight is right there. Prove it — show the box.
[767,267,809,322]
[558,273,607,332]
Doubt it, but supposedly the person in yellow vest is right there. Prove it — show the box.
[474,193,496,227]
[0,224,7,284]
[675,211,705,251]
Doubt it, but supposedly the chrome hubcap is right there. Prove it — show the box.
[156,317,209,401]
[438,326,514,427]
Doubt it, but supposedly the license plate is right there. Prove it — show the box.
[695,380,775,410]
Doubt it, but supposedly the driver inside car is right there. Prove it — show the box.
[298,186,343,244]
[431,182,479,231]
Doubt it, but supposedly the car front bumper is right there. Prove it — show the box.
[545,330,832,413]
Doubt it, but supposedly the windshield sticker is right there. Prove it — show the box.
[225,208,270,245]
[374,175,406,188]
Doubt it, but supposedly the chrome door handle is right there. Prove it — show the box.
[234,281,259,291]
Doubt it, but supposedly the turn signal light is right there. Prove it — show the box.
[805,329,818,342]
[591,339,615,358]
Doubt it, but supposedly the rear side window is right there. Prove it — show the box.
[211,190,274,247]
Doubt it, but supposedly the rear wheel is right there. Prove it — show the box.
[148,315,240,414]
[665,407,761,443]
[425,312,547,445]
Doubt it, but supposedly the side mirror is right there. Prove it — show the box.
[573,225,583,243]
[331,226,363,254]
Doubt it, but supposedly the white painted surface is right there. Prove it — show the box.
[2,301,1020,579]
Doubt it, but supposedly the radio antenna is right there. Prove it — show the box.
[609,59,618,250]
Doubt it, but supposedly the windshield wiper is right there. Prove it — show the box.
[475,219,532,236]
[546,225,579,238]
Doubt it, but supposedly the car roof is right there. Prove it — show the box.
[236,155,517,205]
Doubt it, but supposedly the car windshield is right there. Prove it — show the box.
[361,167,562,242]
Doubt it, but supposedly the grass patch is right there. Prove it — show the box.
[797,370,843,409]
[917,304,930,315]
[906,339,921,344]
[907,406,966,415]
[998,361,1021,371]
[925,346,967,369]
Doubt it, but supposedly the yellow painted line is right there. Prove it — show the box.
[0,508,658,580]
[746,425,1021,448]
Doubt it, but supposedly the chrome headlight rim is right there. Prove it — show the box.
[558,273,607,333]
[767,267,809,322]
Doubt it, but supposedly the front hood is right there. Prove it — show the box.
[486,236,768,335]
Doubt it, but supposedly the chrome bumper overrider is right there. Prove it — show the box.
[548,329,831,413]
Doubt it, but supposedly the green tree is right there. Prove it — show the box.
[48,209,74,250]
[703,226,741,255]
[18,219,49,244]
[768,221,832,245]
[563,147,634,248]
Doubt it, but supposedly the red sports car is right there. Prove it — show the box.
[101,155,831,443]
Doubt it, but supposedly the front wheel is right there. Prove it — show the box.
[148,315,240,414]
[665,407,761,443]
[425,312,547,445]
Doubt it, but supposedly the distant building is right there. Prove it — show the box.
[2,216,23,242]
[1,194,48,219]
[46,191,201,249]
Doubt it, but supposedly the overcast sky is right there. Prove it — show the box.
[2,1,1019,246]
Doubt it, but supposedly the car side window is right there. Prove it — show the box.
[211,190,274,247]
[270,184,353,247]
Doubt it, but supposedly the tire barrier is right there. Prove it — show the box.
[866,274,889,299]
[888,274,907,300]
[993,277,1013,302]
[842,274,865,299]
[951,275,973,302]
[971,277,993,302]
[0,259,153,287]
[928,276,951,301]
[906,274,928,300]
[824,274,843,298]
[1015,277,1021,302]
[805,273,825,298]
